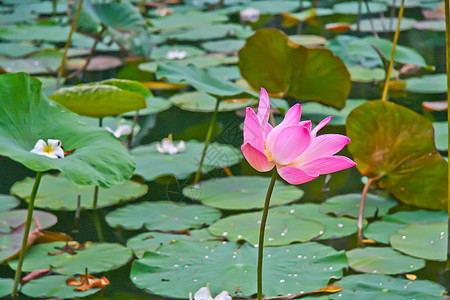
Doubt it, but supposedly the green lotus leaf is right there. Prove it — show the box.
[238,29,351,109]
[404,74,447,94]
[330,274,446,299]
[0,195,19,212]
[207,65,242,81]
[319,193,396,218]
[346,100,448,210]
[390,222,447,261]
[348,66,386,83]
[273,203,362,240]
[140,56,226,73]
[208,210,324,246]
[183,176,303,210]
[333,1,387,15]
[169,91,256,113]
[0,42,51,58]
[363,221,406,244]
[301,99,367,126]
[106,201,220,231]
[0,209,56,233]
[0,23,84,43]
[21,275,101,299]
[433,122,448,151]
[0,49,63,74]
[242,1,304,14]
[8,242,132,274]
[150,45,205,60]
[11,174,147,211]
[0,73,135,187]
[202,39,245,53]
[156,63,256,99]
[127,229,218,258]
[131,140,242,181]
[130,240,347,298]
[0,279,13,298]
[346,247,425,275]
[121,96,171,117]
[162,24,253,41]
[350,18,417,32]
[288,35,327,46]
[149,10,228,30]
[50,80,147,118]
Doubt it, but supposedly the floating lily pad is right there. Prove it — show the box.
[183,176,303,210]
[347,100,448,210]
[273,204,362,240]
[163,24,253,41]
[207,65,242,81]
[21,275,101,299]
[238,29,351,108]
[351,18,417,32]
[131,240,347,298]
[169,91,256,112]
[0,49,63,74]
[139,56,226,73]
[0,278,13,298]
[208,210,324,246]
[346,247,425,275]
[0,209,56,233]
[0,195,19,212]
[201,39,245,53]
[0,73,135,187]
[348,66,386,83]
[242,1,303,14]
[382,210,449,224]
[333,1,387,15]
[330,274,446,299]
[363,221,406,244]
[390,223,447,261]
[150,45,205,60]
[404,74,447,94]
[121,96,172,117]
[0,42,53,58]
[9,242,132,275]
[319,193,396,218]
[127,229,219,258]
[301,99,367,126]
[131,140,242,181]
[289,35,327,46]
[11,175,147,211]
[433,122,447,151]
[106,202,220,231]
[149,11,228,30]
[0,24,84,43]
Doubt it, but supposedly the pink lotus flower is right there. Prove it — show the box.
[241,88,356,184]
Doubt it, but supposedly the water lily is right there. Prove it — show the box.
[165,49,188,60]
[30,139,64,159]
[240,7,260,23]
[156,134,186,154]
[241,88,356,185]
[189,285,232,300]
[105,119,133,138]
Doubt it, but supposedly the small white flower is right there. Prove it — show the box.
[30,139,64,159]
[165,49,187,60]
[240,7,260,23]
[156,134,185,155]
[189,285,232,300]
[105,119,134,138]
[155,7,173,17]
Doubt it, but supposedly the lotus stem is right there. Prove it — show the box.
[444,0,450,269]
[357,174,383,248]
[12,172,43,297]
[88,211,104,243]
[92,117,103,209]
[356,0,362,34]
[364,0,379,38]
[381,0,405,102]
[127,110,139,150]
[56,0,84,89]
[257,170,278,300]
[193,99,220,185]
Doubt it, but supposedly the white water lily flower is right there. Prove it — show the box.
[165,49,188,60]
[240,7,260,23]
[156,134,185,155]
[189,285,232,300]
[30,139,64,159]
[105,120,133,138]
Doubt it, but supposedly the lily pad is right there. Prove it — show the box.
[106,202,220,231]
[156,63,256,99]
[0,24,84,43]
[330,274,447,299]
[21,275,102,299]
[50,80,147,118]
[433,122,447,151]
[333,1,387,15]
[390,222,447,261]
[121,96,172,117]
[238,29,351,108]
[169,91,256,112]
[149,11,228,30]
[127,229,218,258]
[150,45,205,60]
[346,247,425,275]
[348,66,386,83]
[0,73,135,187]
[183,176,303,210]
[347,100,448,210]
[289,35,327,46]
[242,1,302,14]
[319,193,396,218]
[8,242,132,275]
[163,24,253,41]
[363,221,406,244]
[207,65,242,81]
[208,210,324,246]
[273,204,362,240]
[404,74,447,94]
[350,18,417,32]
[11,174,147,211]
[301,99,367,126]
[201,39,246,53]
[131,140,242,181]
[0,278,13,298]
[0,49,63,74]
[0,209,57,233]
[139,56,226,73]
[131,240,347,298]
[0,195,19,212]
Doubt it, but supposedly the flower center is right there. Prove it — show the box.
[43,145,54,154]
[264,141,273,162]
